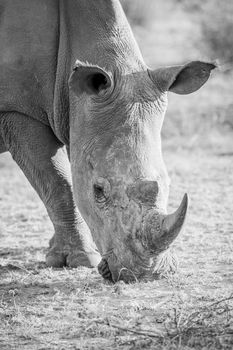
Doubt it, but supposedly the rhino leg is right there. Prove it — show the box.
[0,113,101,268]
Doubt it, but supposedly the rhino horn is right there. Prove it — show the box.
[143,194,188,252]
[160,193,188,248]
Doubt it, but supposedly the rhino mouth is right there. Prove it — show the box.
[97,257,158,283]
[97,194,188,283]
[98,258,143,283]
[98,253,157,283]
[98,251,178,283]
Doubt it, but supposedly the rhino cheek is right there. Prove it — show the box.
[70,157,105,254]
[102,203,145,278]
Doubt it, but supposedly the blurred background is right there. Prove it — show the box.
[120,0,233,152]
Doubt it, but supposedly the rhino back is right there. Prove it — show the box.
[0,0,59,125]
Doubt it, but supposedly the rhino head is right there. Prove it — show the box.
[69,60,215,282]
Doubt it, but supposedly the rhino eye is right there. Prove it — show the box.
[93,184,107,203]
[91,74,108,92]
[93,178,111,204]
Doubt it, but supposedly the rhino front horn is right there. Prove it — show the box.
[160,193,188,249]
[142,194,188,252]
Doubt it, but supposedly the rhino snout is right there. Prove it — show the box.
[126,180,159,206]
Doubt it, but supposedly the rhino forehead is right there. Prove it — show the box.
[80,93,166,158]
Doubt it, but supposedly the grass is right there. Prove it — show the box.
[1,144,233,349]
[0,265,232,349]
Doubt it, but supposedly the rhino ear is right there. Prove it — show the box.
[69,60,113,96]
[149,61,216,95]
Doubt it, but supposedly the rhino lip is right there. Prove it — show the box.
[98,254,151,283]
[115,267,140,283]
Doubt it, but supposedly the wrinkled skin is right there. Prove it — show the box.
[70,71,170,281]
[69,59,215,282]
[0,0,215,282]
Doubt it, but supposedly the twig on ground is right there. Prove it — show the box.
[95,319,165,339]
[170,294,233,340]
[183,294,233,327]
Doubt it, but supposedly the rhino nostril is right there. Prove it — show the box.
[98,258,113,281]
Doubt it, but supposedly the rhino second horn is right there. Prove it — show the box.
[160,193,188,249]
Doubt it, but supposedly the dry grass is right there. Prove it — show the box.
[1,0,233,349]
[0,257,232,349]
[1,142,233,349]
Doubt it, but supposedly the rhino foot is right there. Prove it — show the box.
[98,258,113,281]
[46,249,67,268]
[66,249,101,268]
[46,248,101,268]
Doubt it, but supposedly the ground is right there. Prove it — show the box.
[0,1,233,349]
[1,140,232,349]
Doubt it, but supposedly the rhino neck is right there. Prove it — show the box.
[54,0,147,145]
[53,0,71,146]
[65,0,146,73]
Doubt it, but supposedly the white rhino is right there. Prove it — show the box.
[0,0,215,282]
